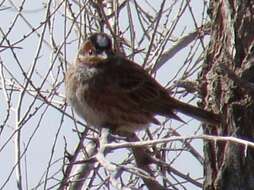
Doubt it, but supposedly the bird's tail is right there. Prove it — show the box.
[172,99,221,125]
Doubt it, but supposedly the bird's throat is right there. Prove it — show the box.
[78,55,107,67]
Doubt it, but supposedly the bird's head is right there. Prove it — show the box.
[77,33,113,65]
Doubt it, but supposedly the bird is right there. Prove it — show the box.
[65,33,221,133]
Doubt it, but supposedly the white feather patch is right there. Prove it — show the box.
[96,35,109,48]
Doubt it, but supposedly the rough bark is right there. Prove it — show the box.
[200,1,254,190]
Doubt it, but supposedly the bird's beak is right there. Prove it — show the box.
[77,51,108,65]
[96,51,108,60]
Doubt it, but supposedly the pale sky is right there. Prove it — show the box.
[0,1,208,189]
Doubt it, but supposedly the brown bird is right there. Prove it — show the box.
[65,33,220,133]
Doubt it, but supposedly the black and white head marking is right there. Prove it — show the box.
[96,34,110,48]
[89,33,112,52]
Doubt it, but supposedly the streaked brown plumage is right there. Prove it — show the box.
[65,33,220,133]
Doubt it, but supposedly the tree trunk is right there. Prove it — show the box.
[200,1,254,190]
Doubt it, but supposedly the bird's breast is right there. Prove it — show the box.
[66,65,106,126]
[76,65,98,83]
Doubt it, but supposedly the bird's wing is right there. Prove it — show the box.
[96,56,163,105]
[92,56,180,120]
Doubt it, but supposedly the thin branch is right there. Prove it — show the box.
[59,129,94,190]
[152,23,210,73]
[127,134,167,190]
[105,134,254,151]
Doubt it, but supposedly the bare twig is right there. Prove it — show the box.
[105,135,254,150]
